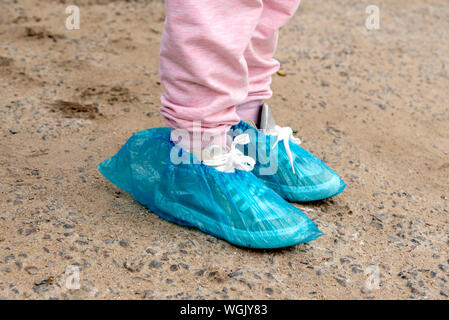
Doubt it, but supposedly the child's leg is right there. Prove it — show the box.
[99,0,325,248]
[236,0,301,124]
[160,0,264,151]
[231,1,345,203]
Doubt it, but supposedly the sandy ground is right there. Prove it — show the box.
[0,0,448,300]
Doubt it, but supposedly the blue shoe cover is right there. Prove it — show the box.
[97,127,323,249]
[98,128,322,248]
[230,121,346,202]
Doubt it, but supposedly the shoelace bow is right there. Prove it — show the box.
[203,134,256,172]
[269,125,302,174]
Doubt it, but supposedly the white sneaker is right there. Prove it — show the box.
[193,134,255,173]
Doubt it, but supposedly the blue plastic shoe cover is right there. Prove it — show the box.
[230,121,346,202]
[97,127,323,248]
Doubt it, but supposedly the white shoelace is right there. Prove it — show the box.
[202,134,256,173]
[268,125,302,174]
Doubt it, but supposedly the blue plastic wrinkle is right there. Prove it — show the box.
[230,121,346,202]
[97,127,323,249]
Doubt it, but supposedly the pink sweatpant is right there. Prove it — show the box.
[159,0,301,149]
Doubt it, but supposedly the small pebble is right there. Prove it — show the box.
[119,240,130,247]
[149,260,163,269]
